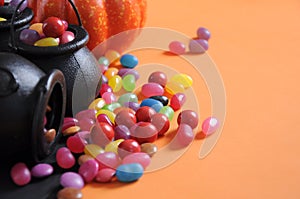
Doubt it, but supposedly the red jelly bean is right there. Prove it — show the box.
[67,135,87,154]
[10,162,31,186]
[100,84,113,96]
[56,147,76,169]
[130,122,158,144]
[97,114,114,127]
[95,168,116,183]
[150,113,170,136]
[170,93,186,111]
[115,109,137,128]
[141,83,164,98]
[78,159,99,183]
[177,110,199,129]
[118,139,141,159]
[148,71,168,87]
[90,123,114,148]
[43,17,65,38]
[135,106,156,122]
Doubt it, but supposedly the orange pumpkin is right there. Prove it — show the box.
[27,0,147,50]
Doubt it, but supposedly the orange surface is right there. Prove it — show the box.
[83,0,300,198]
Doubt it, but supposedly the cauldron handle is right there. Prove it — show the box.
[10,0,83,51]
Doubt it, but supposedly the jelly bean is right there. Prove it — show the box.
[105,139,124,153]
[84,144,104,158]
[102,92,117,104]
[140,98,163,112]
[118,93,138,106]
[101,102,121,112]
[159,106,175,121]
[29,23,44,37]
[122,74,136,92]
[95,168,116,183]
[75,109,97,122]
[56,147,76,169]
[130,122,158,144]
[57,187,83,199]
[78,118,95,131]
[177,110,199,129]
[168,41,186,55]
[118,68,132,76]
[124,101,140,112]
[115,109,137,128]
[34,37,59,47]
[113,107,135,115]
[43,17,65,37]
[90,123,114,148]
[176,124,194,147]
[9,0,27,12]
[96,109,116,124]
[99,84,113,96]
[189,39,209,53]
[62,118,78,132]
[96,114,114,127]
[98,56,110,67]
[44,128,56,143]
[135,106,156,122]
[122,152,151,169]
[0,17,7,22]
[141,143,158,157]
[141,82,164,97]
[105,50,120,64]
[170,93,186,111]
[150,95,169,106]
[108,75,122,92]
[78,154,94,165]
[116,163,144,182]
[63,126,81,136]
[31,163,53,178]
[165,81,185,95]
[96,152,121,170]
[76,131,91,144]
[201,117,219,135]
[197,27,211,40]
[62,20,68,31]
[150,113,170,136]
[67,135,87,153]
[59,31,75,44]
[78,159,99,183]
[118,139,141,159]
[19,29,40,45]
[104,67,119,79]
[148,71,168,87]
[88,98,106,111]
[114,125,131,140]
[120,69,140,80]
[171,74,193,88]
[120,54,138,68]
[100,75,108,84]
[60,172,84,189]
[10,162,31,186]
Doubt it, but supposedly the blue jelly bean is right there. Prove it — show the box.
[116,163,144,182]
[140,98,163,112]
[120,54,138,68]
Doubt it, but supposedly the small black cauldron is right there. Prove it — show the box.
[0,52,66,163]
[10,0,101,116]
[0,5,33,52]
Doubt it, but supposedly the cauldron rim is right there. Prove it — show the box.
[0,7,33,30]
[13,24,89,56]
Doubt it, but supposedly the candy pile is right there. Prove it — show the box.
[19,16,75,46]
[169,27,211,54]
[0,0,28,21]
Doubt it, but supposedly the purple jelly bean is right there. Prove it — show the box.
[78,159,99,183]
[114,125,131,140]
[60,172,85,189]
[31,163,54,178]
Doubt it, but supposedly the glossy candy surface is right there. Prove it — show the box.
[201,117,219,135]
[170,93,186,111]
[90,123,114,147]
[84,144,104,158]
[29,23,44,37]
[31,163,54,178]
[57,187,83,199]
[105,50,120,64]
[140,98,163,113]
[114,125,131,140]
[130,122,158,144]
[116,163,144,182]
[115,109,137,128]
[148,71,168,87]
[95,168,115,183]
[165,81,185,95]
[108,75,122,92]
[122,152,151,169]
[168,41,186,55]
[118,139,141,159]
[19,29,40,45]
[56,147,76,169]
[197,27,211,40]
[78,159,99,182]
[122,74,136,92]
[60,172,84,189]
[189,39,209,53]
[171,74,193,88]
[176,124,194,147]
[96,152,121,170]
[43,17,65,37]
[102,92,117,104]
[10,163,31,186]
[97,114,114,127]
[105,139,124,154]
[150,95,169,106]
[141,143,158,157]
[104,67,119,79]
[120,54,138,68]
[159,106,175,121]
[99,84,113,96]
[150,113,170,136]
[88,98,106,111]
[96,109,116,124]
[141,83,164,97]
[59,31,75,44]
[135,106,156,122]
[34,37,59,47]
[177,110,199,129]
[118,93,138,106]
[67,135,87,153]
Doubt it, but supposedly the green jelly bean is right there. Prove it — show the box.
[102,102,122,112]
[159,106,175,121]
[122,74,136,92]
[118,93,138,106]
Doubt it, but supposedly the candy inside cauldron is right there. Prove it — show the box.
[0,52,66,163]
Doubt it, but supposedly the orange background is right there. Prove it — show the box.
[83,0,300,198]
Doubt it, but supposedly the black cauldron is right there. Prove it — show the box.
[10,0,101,116]
[0,52,66,163]
[0,5,33,52]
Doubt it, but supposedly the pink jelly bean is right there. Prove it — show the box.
[31,163,54,178]
[177,110,199,129]
[62,118,78,132]
[141,83,164,98]
[10,162,31,186]
[96,152,121,170]
[176,124,194,147]
[96,114,114,127]
[78,159,99,183]
[95,168,116,183]
[169,41,186,55]
[102,92,117,104]
[170,93,186,111]
[78,117,95,131]
[56,147,76,169]
[148,71,168,87]
[75,109,97,122]
[59,31,75,44]
[60,172,84,189]
[201,117,219,135]
[100,84,113,96]
[122,152,151,169]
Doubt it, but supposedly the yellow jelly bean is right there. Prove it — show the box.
[0,17,7,22]
[105,50,120,64]
[88,98,106,111]
[165,81,185,95]
[170,74,193,88]
[96,109,116,124]
[34,37,59,47]
[104,67,119,79]
[108,75,122,92]
[29,23,44,36]
[84,144,104,158]
[104,139,124,154]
